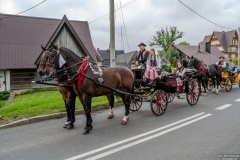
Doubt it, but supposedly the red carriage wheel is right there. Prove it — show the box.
[129,96,142,112]
[150,90,168,116]
[167,93,175,103]
[186,79,200,105]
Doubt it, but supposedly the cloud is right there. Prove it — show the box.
[1,0,240,52]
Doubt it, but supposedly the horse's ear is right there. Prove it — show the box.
[41,45,46,51]
[51,43,58,50]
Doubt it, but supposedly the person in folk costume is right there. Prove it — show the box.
[216,56,226,69]
[231,63,238,76]
[175,60,186,86]
[223,63,231,71]
[143,48,161,83]
[160,55,172,73]
[135,42,150,67]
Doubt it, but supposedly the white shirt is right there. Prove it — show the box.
[216,61,226,68]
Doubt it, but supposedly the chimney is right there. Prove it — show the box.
[198,42,202,53]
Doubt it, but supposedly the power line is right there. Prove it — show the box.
[178,0,233,30]
[0,0,47,21]
[119,0,130,52]
[115,0,125,50]
[88,0,137,24]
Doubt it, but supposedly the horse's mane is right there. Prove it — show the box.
[60,47,83,62]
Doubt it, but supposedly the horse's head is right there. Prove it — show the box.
[43,49,61,76]
[188,56,200,70]
[37,45,53,76]
[37,44,60,76]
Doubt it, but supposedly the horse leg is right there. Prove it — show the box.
[202,77,207,96]
[63,97,71,128]
[107,94,115,119]
[120,94,130,125]
[212,78,216,93]
[67,94,76,130]
[83,94,93,135]
[216,76,219,95]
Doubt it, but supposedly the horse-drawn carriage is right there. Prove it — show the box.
[220,70,240,92]
[207,70,240,92]
[130,66,201,116]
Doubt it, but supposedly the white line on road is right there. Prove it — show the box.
[215,104,232,110]
[85,114,212,160]
[235,98,240,102]
[65,112,206,160]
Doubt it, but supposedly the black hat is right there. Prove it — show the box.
[219,56,225,59]
[138,42,146,47]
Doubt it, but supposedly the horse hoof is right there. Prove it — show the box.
[83,129,90,135]
[83,125,93,135]
[67,124,74,130]
[63,122,70,128]
[204,93,207,97]
[63,124,68,128]
[121,120,128,125]
[108,114,114,119]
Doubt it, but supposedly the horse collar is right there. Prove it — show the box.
[89,64,104,84]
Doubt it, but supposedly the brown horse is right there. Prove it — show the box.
[44,47,134,134]
[37,46,116,130]
[37,46,77,129]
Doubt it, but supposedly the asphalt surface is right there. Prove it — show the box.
[0,85,240,160]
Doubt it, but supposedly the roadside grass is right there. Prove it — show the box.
[0,90,121,125]
[0,100,6,108]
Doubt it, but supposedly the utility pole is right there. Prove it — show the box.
[238,27,240,66]
[109,0,115,67]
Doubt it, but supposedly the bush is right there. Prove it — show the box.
[2,91,10,94]
[0,94,3,99]
[2,94,10,100]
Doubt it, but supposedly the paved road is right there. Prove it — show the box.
[1,86,240,160]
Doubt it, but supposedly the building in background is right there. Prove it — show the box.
[0,13,100,91]
[98,49,124,67]
[202,30,238,61]
[115,51,137,66]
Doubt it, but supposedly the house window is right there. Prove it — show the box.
[232,39,237,45]
[228,54,231,58]
[212,34,217,39]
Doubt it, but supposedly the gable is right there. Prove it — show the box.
[0,13,96,69]
[53,25,84,57]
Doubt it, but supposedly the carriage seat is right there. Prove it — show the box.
[131,61,145,70]
[166,73,176,79]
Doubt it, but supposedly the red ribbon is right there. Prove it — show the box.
[78,57,89,86]
[199,60,205,75]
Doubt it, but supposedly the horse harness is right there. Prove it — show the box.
[45,50,105,91]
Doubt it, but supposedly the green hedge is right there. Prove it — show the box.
[0,91,10,100]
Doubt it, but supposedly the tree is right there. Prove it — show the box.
[149,26,184,67]
[179,41,190,45]
[232,57,238,65]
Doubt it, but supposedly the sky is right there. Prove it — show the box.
[0,0,240,52]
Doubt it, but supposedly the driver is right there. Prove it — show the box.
[135,42,149,67]
[216,56,226,69]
